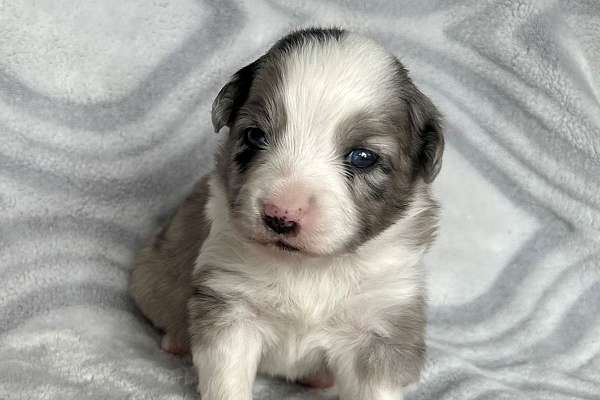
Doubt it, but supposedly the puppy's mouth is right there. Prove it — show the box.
[274,240,300,252]
[250,237,303,254]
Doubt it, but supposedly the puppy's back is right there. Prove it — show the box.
[129,175,212,347]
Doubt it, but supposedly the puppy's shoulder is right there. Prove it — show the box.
[157,174,212,249]
[131,173,213,283]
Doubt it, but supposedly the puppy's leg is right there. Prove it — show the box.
[329,300,425,400]
[188,271,262,400]
[332,342,415,400]
[191,323,262,400]
[129,176,211,354]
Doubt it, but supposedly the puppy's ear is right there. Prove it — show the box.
[405,84,444,183]
[211,59,261,133]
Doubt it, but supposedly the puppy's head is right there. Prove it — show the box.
[213,28,443,256]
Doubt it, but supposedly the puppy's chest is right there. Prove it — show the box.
[246,266,356,325]
[199,243,359,323]
[244,268,354,378]
[201,262,355,378]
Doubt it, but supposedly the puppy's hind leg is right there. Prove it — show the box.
[129,176,212,355]
[129,240,193,355]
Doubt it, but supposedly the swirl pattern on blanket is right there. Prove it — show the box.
[0,1,599,399]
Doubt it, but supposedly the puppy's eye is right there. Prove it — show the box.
[244,128,268,149]
[347,148,379,169]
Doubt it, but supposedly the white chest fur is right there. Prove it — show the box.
[193,178,426,380]
[196,236,359,378]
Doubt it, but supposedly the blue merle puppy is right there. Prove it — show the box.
[130,27,444,400]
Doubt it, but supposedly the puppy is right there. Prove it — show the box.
[130,27,444,400]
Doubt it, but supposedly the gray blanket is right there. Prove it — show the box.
[1,1,599,399]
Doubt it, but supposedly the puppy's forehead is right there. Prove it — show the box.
[278,34,398,129]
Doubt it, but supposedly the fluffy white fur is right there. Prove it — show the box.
[194,175,428,399]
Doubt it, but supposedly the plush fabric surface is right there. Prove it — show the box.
[1,1,599,399]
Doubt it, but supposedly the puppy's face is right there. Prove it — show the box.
[212,29,443,257]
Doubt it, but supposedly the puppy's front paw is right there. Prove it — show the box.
[160,333,189,355]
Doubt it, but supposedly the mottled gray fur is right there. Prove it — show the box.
[129,176,211,349]
[354,294,426,386]
[188,264,248,346]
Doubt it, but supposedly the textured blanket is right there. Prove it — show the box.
[1,1,599,399]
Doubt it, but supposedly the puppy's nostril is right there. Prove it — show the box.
[263,215,298,235]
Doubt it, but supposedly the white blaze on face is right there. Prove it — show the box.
[245,34,399,255]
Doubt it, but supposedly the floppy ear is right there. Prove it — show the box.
[211,59,261,133]
[405,84,445,183]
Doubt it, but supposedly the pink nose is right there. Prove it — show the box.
[262,200,307,235]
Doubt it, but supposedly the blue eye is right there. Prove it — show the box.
[245,128,268,149]
[347,148,379,169]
